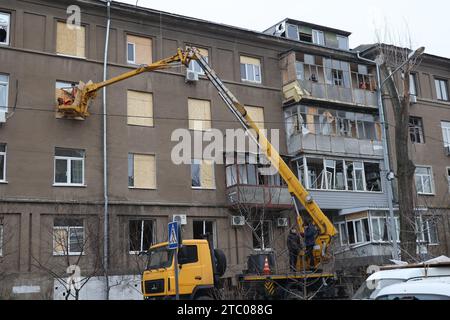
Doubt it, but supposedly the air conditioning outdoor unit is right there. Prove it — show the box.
[277,218,288,228]
[0,111,6,123]
[410,95,417,104]
[172,214,187,225]
[185,69,199,83]
[231,216,246,226]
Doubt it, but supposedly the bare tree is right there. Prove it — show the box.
[375,40,424,262]
[31,216,103,300]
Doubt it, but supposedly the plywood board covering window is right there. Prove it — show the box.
[240,56,260,66]
[244,106,265,129]
[127,35,152,65]
[127,91,153,126]
[131,154,156,189]
[56,22,86,57]
[188,99,211,131]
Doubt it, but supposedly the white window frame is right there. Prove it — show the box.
[241,62,262,84]
[312,29,325,46]
[188,55,208,75]
[336,35,348,50]
[0,12,11,46]
[252,220,273,251]
[416,215,439,245]
[435,78,449,101]
[127,42,136,64]
[415,166,435,195]
[129,219,155,255]
[409,116,424,144]
[370,215,389,243]
[53,225,85,256]
[0,224,3,256]
[0,143,6,183]
[441,121,450,147]
[346,218,370,245]
[54,150,85,187]
[0,74,9,113]
[409,73,418,96]
[193,220,217,248]
[336,222,348,246]
[447,167,450,194]
[286,24,299,40]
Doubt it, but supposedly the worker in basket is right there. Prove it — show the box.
[302,220,318,270]
[287,227,302,272]
[57,83,78,106]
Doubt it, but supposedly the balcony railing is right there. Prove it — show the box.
[226,184,293,209]
[297,79,378,107]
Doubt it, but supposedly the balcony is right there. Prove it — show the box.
[226,184,293,210]
[281,52,378,108]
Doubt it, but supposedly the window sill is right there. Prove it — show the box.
[53,252,85,256]
[56,53,87,60]
[241,79,262,85]
[191,187,216,190]
[417,193,435,196]
[0,180,8,184]
[128,187,157,190]
[127,123,155,128]
[53,184,87,188]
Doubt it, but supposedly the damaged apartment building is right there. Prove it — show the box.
[1,0,449,299]
[264,19,398,274]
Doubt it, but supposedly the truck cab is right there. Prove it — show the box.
[141,239,225,300]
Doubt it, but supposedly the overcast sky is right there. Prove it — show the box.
[114,0,449,58]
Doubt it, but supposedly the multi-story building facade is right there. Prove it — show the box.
[358,45,450,261]
[0,0,448,299]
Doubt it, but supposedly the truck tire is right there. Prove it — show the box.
[195,295,213,300]
[213,249,227,277]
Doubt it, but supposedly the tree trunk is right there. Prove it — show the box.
[381,64,417,262]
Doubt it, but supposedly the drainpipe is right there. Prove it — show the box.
[357,51,399,261]
[103,0,112,300]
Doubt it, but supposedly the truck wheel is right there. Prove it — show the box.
[214,249,227,277]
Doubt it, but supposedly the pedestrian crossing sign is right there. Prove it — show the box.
[168,221,179,250]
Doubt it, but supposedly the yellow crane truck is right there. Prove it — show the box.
[56,47,338,300]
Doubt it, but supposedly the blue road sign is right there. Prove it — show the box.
[168,221,179,250]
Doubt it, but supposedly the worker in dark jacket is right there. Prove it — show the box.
[287,228,302,272]
[304,221,318,270]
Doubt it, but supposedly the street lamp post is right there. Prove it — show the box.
[357,46,425,261]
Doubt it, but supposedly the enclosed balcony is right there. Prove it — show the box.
[225,162,293,210]
[281,52,378,108]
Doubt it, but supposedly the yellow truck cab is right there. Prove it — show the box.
[142,238,226,300]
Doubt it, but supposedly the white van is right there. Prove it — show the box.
[374,279,450,300]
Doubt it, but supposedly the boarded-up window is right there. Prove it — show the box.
[56,22,86,57]
[128,153,156,189]
[127,35,152,65]
[127,91,153,127]
[188,99,211,131]
[192,159,215,189]
[244,106,265,129]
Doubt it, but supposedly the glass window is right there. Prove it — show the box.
[435,79,449,101]
[346,161,365,191]
[415,166,434,194]
[0,12,11,45]
[0,143,5,182]
[225,165,237,187]
[286,24,299,40]
[252,220,272,250]
[409,73,418,96]
[178,245,198,265]
[127,42,135,63]
[295,61,304,80]
[129,220,154,253]
[54,148,85,186]
[193,220,216,248]
[337,36,349,50]
[53,218,84,255]
[188,48,209,75]
[409,117,424,144]
[191,160,201,187]
[191,159,215,189]
[312,30,325,45]
[240,56,262,83]
[364,163,382,192]
[441,121,450,147]
[0,74,9,112]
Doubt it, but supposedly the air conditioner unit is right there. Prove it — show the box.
[410,95,417,104]
[231,216,246,226]
[185,69,199,83]
[172,214,187,225]
[277,218,288,228]
[0,111,5,123]
[445,146,450,156]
